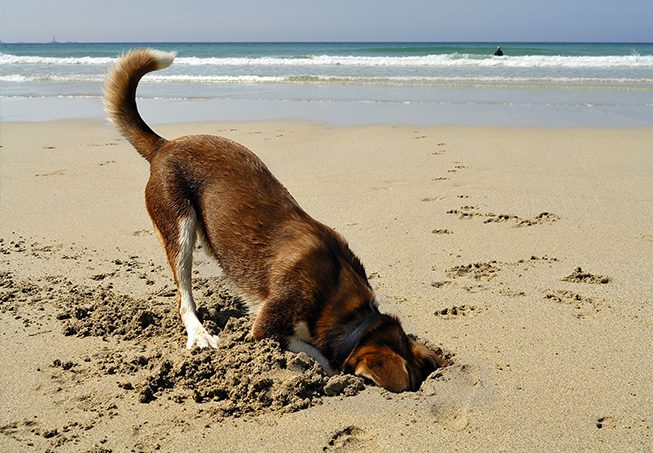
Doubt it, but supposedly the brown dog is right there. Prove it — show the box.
[103,49,451,392]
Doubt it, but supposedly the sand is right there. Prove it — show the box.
[1,119,652,452]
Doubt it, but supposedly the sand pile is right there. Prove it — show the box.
[1,270,368,421]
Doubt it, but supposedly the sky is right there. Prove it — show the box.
[1,0,652,43]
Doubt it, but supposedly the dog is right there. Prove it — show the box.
[103,49,451,392]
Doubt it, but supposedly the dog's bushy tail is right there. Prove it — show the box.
[103,48,176,162]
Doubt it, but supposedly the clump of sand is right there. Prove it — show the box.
[562,266,610,284]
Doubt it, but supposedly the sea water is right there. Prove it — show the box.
[1,42,652,126]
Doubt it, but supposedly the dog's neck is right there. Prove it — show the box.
[333,312,383,370]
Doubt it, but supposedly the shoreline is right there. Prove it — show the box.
[1,119,652,452]
[2,95,653,127]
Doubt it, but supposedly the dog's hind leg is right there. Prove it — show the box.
[151,206,219,349]
[177,211,220,349]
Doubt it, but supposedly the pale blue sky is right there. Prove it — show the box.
[1,0,651,43]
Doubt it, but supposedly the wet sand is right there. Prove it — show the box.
[1,120,652,452]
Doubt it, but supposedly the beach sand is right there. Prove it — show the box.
[1,119,652,452]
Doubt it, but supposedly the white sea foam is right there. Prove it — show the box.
[2,53,653,69]
[2,73,651,89]
[0,74,106,82]
[155,54,653,69]
[0,53,116,65]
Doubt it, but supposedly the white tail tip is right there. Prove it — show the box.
[149,49,177,69]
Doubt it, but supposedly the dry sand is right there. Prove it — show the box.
[1,120,652,452]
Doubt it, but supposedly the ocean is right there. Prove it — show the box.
[1,42,652,126]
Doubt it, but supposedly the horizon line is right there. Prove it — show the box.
[2,40,653,45]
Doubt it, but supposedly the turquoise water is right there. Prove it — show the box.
[1,42,652,126]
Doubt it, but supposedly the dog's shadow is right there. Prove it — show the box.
[193,274,249,331]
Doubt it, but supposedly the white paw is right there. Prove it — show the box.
[186,328,219,349]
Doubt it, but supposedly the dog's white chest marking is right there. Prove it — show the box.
[289,322,335,375]
[293,322,313,343]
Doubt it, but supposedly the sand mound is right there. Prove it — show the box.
[134,317,365,417]
[1,271,367,419]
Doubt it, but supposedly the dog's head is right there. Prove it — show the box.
[343,316,451,393]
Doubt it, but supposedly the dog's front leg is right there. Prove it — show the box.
[288,338,336,376]
[252,304,335,375]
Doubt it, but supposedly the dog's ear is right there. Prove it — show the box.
[351,345,411,393]
[410,339,454,381]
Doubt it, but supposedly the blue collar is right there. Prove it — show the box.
[333,312,383,370]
